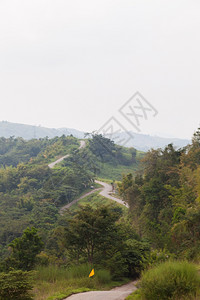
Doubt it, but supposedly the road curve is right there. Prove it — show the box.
[95,180,128,208]
[48,140,86,169]
[49,141,132,299]
[60,188,102,214]
[60,181,127,214]
[48,140,128,211]
[64,281,137,300]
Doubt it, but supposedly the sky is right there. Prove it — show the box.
[0,0,199,139]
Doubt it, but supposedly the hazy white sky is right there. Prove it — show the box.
[0,0,199,139]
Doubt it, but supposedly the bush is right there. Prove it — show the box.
[105,251,128,280]
[124,239,150,278]
[126,289,142,300]
[7,227,43,271]
[139,261,200,300]
[0,269,34,300]
[142,248,173,269]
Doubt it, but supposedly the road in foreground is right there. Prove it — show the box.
[49,140,132,300]
[65,281,137,300]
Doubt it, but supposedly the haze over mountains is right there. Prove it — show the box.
[0,121,190,151]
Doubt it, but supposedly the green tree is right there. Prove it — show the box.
[6,227,43,271]
[89,134,115,162]
[0,269,34,300]
[64,205,121,264]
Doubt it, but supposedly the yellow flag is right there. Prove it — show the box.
[89,269,94,277]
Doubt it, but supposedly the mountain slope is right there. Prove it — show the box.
[0,121,84,140]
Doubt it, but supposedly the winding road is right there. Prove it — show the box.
[48,140,133,299]
[48,140,86,169]
[59,187,102,214]
[95,180,128,208]
[60,180,128,214]
[48,140,128,213]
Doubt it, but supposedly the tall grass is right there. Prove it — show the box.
[139,261,200,300]
[33,264,112,300]
[35,264,93,282]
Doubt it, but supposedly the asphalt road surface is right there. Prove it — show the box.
[49,140,133,300]
[48,140,128,212]
[64,281,137,300]
[95,180,128,207]
[48,140,86,169]
[60,180,127,214]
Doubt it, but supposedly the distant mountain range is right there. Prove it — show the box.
[0,121,190,151]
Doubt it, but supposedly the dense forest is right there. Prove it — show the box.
[119,128,200,260]
[0,134,141,261]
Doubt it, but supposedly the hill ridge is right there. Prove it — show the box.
[0,121,190,151]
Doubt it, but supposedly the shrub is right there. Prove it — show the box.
[105,251,128,280]
[126,289,142,300]
[142,248,173,269]
[0,269,34,300]
[7,227,43,271]
[139,261,200,300]
[124,239,150,278]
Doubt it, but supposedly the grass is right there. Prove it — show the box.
[96,177,114,184]
[33,264,129,300]
[127,261,200,300]
[58,182,102,213]
[97,151,145,181]
[98,163,139,181]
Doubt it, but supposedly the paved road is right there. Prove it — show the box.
[64,281,137,300]
[60,188,102,214]
[49,140,132,299]
[48,140,86,169]
[60,181,127,213]
[48,140,128,211]
[95,180,128,208]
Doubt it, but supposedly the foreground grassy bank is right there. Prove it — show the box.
[126,261,200,300]
[33,264,129,300]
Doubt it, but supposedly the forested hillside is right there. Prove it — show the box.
[119,128,200,260]
[0,135,80,167]
[0,135,90,259]
[0,134,141,262]
[1,130,200,299]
